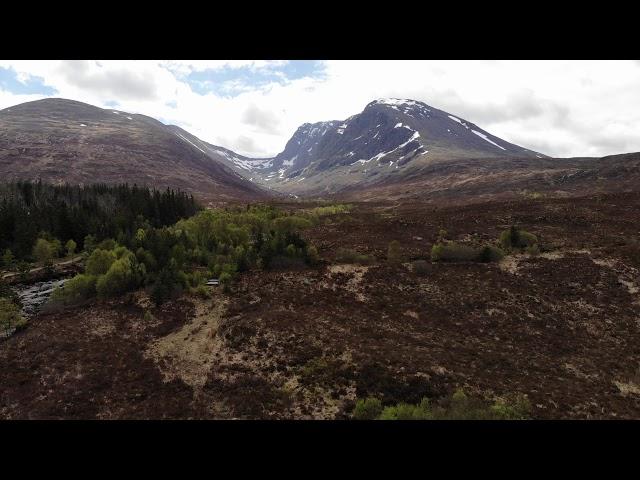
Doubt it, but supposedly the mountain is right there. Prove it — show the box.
[0,98,269,203]
[215,98,549,195]
[3,97,636,205]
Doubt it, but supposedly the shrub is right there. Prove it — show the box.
[490,394,532,420]
[86,249,117,276]
[192,284,211,299]
[379,398,432,420]
[431,242,505,263]
[434,388,532,420]
[306,204,351,217]
[33,238,56,264]
[387,240,402,266]
[499,226,538,251]
[96,257,140,298]
[353,397,383,420]
[525,244,540,256]
[305,245,320,265]
[50,274,97,305]
[65,239,77,256]
[151,268,178,306]
[0,297,25,336]
[97,238,117,251]
[16,261,30,280]
[219,271,232,292]
[1,249,14,268]
[136,248,158,273]
[83,234,97,254]
[336,248,374,265]
[431,242,478,262]
[478,245,505,263]
[412,260,430,275]
[0,279,19,304]
[354,389,532,420]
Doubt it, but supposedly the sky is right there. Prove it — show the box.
[0,60,639,158]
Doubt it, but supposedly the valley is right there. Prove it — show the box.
[2,192,640,419]
[1,92,639,421]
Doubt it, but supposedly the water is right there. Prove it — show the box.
[15,278,69,317]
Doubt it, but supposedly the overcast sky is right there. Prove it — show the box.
[1,60,639,158]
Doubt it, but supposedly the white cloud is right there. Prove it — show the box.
[1,60,639,158]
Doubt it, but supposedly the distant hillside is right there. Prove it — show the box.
[0,98,270,203]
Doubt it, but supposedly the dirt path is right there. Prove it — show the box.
[1,256,83,280]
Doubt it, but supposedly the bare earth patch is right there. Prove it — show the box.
[145,294,229,390]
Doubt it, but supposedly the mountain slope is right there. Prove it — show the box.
[0,98,269,202]
[216,98,548,195]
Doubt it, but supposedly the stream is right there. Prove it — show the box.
[15,278,69,317]
[1,278,70,340]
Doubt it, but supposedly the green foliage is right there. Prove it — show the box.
[335,248,374,265]
[85,249,117,276]
[32,238,57,264]
[97,238,117,251]
[16,261,30,280]
[0,279,18,304]
[525,243,540,256]
[478,245,505,263]
[0,297,26,336]
[306,204,351,217]
[65,239,77,256]
[354,389,532,420]
[489,395,532,420]
[499,226,538,252]
[379,398,432,420]
[219,271,232,292]
[135,247,157,272]
[305,245,320,265]
[0,181,199,261]
[353,397,384,420]
[50,274,97,305]
[150,262,183,306]
[44,203,321,307]
[192,284,211,299]
[431,242,504,263]
[387,240,402,266]
[1,249,14,268]
[83,234,97,254]
[96,254,143,299]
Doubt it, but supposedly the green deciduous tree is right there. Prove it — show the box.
[33,238,55,264]
[65,239,77,257]
[85,249,117,276]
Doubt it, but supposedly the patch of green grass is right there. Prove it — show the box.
[306,204,351,217]
[353,388,532,420]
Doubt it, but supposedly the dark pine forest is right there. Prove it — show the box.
[0,181,200,260]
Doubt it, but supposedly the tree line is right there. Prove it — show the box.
[0,181,199,263]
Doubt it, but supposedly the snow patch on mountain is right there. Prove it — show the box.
[448,115,470,129]
[283,155,298,167]
[471,130,506,151]
[176,132,206,154]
